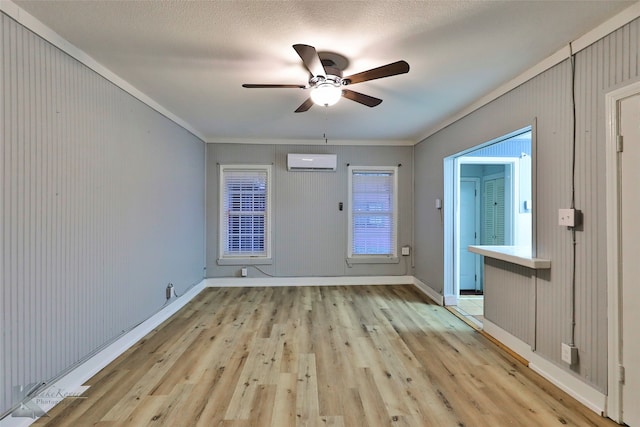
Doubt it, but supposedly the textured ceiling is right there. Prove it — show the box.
[12,0,636,144]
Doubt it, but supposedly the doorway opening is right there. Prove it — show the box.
[605,81,640,425]
[444,127,533,328]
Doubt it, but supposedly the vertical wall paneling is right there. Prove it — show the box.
[414,18,640,393]
[0,13,205,416]
[206,144,413,278]
[483,259,535,346]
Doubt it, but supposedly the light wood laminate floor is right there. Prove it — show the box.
[455,296,484,326]
[34,285,617,426]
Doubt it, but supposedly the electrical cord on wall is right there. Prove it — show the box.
[250,264,276,277]
[247,255,412,278]
[569,43,578,348]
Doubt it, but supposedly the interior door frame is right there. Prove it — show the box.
[451,157,517,303]
[443,124,535,307]
[460,158,517,245]
[605,81,640,423]
[456,177,481,294]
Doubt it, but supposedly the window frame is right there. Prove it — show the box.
[347,165,399,263]
[218,164,272,265]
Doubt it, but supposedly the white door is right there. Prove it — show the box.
[620,92,640,426]
[459,179,480,291]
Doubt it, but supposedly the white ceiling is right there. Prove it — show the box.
[12,0,635,144]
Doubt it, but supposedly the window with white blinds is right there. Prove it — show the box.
[219,165,271,260]
[348,166,398,258]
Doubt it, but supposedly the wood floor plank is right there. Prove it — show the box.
[296,353,320,426]
[32,285,619,427]
[269,373,297,427]
[354,367,392,426]
[224,323,286,420]
[121,395,165,426]
[248,384,276,425]
[191,349,248,426]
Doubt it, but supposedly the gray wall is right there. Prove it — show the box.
[1,14,205,415]
[484,259,536,347]
[206,144,413,278]
[414,18,640,392]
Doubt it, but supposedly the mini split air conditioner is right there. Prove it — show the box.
[287,153,337,171]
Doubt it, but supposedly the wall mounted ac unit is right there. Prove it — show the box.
[287,153,337,171]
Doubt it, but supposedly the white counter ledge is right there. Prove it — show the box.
[468,245,551,269]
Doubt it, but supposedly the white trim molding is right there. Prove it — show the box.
[483,319,607,417]
[3,0,638,147]
[206,138,415,146]
[206,275,444,306]
[417,2,640,144]
[0,279,208,427]
[604,80,640,423]
[412,277,445,306]
[0,275,615,425]
[205,275,414,288]
[0,0,205,142]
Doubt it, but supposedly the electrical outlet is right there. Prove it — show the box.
[401,246,411,256]
[241,267,248,277]
[561,343,578,365]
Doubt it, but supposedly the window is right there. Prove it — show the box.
[348,166,398,260]
[219,165,271,262]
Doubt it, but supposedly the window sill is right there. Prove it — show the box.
[217,258,272,266]
[347,256,399,265]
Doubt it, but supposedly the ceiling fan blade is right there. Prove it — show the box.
[294,98,314,113]
[343,60,410,85]
[242,84,306,89]
[293,44,326,77]
[342,89,383,107]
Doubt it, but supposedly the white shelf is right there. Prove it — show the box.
[468,245,551,269]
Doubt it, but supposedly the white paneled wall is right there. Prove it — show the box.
[1,13,205,416]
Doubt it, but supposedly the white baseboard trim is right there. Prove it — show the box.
[483,319,606,416]
[0,275,440,426]
[1,277,608,424]
[411,277,444,305]
[206,275,446,306]
[443,294,458,306]
[205,275,414,288]
[5,277,605,423]
[0,280,207,427]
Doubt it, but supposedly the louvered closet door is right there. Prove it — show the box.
[483,180,495,244]
[482,177,505,245]
[494,178,505,244]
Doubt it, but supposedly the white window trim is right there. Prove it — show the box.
[347,165,399,263]
[218,164,272,265]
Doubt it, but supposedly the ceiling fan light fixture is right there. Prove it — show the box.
[310,82,342,107]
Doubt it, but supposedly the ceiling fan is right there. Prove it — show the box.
[242,44,410,113]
